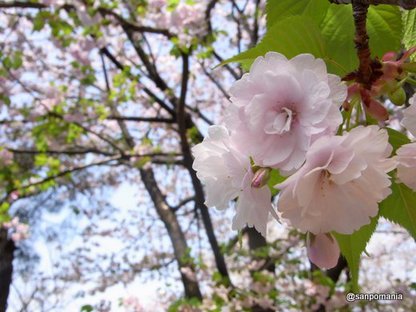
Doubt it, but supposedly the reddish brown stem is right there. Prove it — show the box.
[352,0,372,88]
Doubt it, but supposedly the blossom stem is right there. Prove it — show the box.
[406,77,416,86]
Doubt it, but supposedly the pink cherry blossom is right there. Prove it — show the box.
[226,52,347,174]
[396,142,416,191]
[192,125,272,236]
[276,126,395,234]
[170,3,205,30]
[401,94,416,137]
[307,232,340,269]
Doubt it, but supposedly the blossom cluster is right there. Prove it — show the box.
[147,0,206,45]
[192,52,416,269]
[3,217,29,242]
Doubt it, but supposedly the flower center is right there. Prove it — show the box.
[264,107,295,135]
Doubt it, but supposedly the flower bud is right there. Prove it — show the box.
[307,232,340,270]
[388,86,406,106]
[251,167,271,188]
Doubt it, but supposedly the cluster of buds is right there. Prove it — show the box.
[343,47,416,121]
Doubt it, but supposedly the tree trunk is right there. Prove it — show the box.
[0,228,15,312]
[140,168,202,300]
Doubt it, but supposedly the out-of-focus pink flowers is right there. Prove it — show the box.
[226,52,346,174]
[276,126,396,234]
[170,3,205,29]
[0,148,13,166]
[122,295,144,312]
[401,94,416,137]
[307,232,340,269]
[3,217,29,242]
[396,142,416,191]
[192,125,272,236]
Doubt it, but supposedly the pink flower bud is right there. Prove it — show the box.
[251,168,271,188]
[382,51,397,62]
[307,232,340,270]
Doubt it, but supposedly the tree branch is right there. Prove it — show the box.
[351,0,372,88]
[176,52,231,283]
[329,0,416,9]
[106,115,175,123]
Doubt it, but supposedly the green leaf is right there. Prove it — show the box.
[403,9,416,61]
[321,4,402,75]
[80,305,93,312]
[267,169,286,196]
[367,6,402,59]
[333,216,379,292]
[386,127,411,154]
[320,5,357,75]
[380,182,416,240]
[225,15,327,69]
[265,0,330,28]
[227,1,402,76]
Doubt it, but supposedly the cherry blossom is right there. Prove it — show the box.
[192,125,272,236]
[395,142,416,191]
[226,52,347,174]
[401,94,416,137]
[276,126,396,234]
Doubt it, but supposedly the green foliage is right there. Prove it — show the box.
[380,182,416,240]
[225,15,327,71]
[80,305,94,312]
[266,0,330,29]
[167,297,201,312]
[227,0,403,75]
[167,0,180,11]
[267,169,286,196]
[2,51,23,70]
[386,127,411,154]
[333,215,379,292]
[0,202,10,223]
[403,9,416,61]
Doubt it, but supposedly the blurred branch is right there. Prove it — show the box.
[107,115,175,123]
[100,47,176,116]
[176,51,231,283]
[329,0,416,9]
[171,196,196,212]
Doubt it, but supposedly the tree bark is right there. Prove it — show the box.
[0,228,15,312]
[140,168,202,299]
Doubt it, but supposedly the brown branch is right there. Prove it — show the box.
[352,0,372,88]
[99,51,202,299]
[330,0,416,9]
[1,157,121,205]
[107,116,175,123]
[199,61,231,100]
[100,47,176,116]
[139,167,202,299]
[7,148,115,157]
[0,1,49,9]
[0,2,174,35]
[176,51,231,283]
